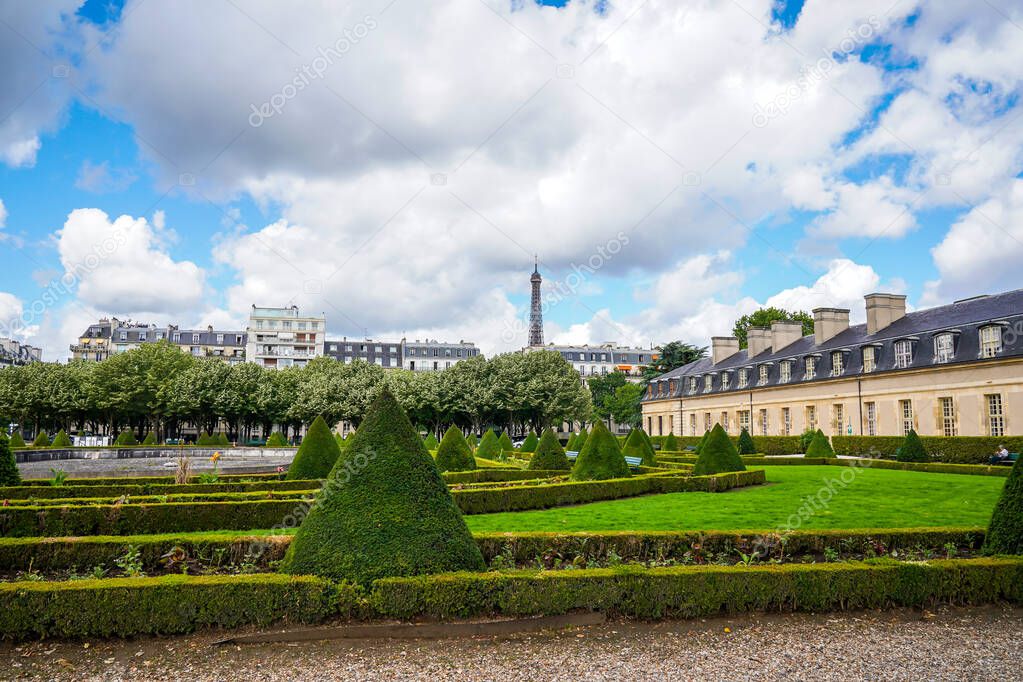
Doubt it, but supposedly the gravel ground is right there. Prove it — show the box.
[3,606,1022,681]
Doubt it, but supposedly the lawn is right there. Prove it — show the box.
[463,465,1006,533]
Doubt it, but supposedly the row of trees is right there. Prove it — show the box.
[0,341,592,441]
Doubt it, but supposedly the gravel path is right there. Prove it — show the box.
[3,606,1022,681]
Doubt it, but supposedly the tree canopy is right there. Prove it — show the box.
[732,308,813,349]
[642,342,707,380]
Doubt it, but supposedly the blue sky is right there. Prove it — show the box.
[0,1,1021,359]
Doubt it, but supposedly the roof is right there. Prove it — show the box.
[643,288,1023,401]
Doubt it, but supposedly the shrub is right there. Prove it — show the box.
[0,434,20,486]
[694,430,709,455]
[114,429,137,446]
[51,430,73,448]
[265,432,287,447]
[527,429,570,471]
[423,433,439,450]
[805,430,836,459]
[286,416,341,481]
[32,431,50,447]
[466,434,477,450]
[750,436,802,456]
[435,426,477,473]
[9,432,26,448]
[896,430,929,463]
[571,420,629,481]
[475,430,502,460]
[565,432,579,451]
[737,428,756,455]
[983,455,1023,555]
[521,431,539,453]
[217,432,230,446]
[142,431,157,445]
[799,429,816,454]
[663,432,679,451]
[833,435,1023,464]
[498,432,515,454]
[576,427,589,452]
[693,424,746,476]
[281,388,484,584]
[195,431,214,446]
[622,429,656,466]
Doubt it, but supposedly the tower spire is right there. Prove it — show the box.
[528,258,544,347]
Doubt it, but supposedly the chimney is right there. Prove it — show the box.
[747,327,772,358]
[864,294,906,335]
[813,308,850,345]
[771,321,804,352]
[711,336,740,364]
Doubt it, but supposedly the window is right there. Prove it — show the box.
[865,402,877,436]
[899,399,913,435]
[738,410,751,433]
[987,394,1005,437]
[721,412,729,433]
[758,365,768,386]
[703,375,713,392]
[934,333,954,363]
[806,405,817,432]
[721,373,730,390]
[139,332,147,342]
[658,416,663,435]
[191,334,199,343]
[759,409,768,436]
[894,339,913,368]
[689,377,697,393]
[704,413,712,432]
[648,417,653,433]
[832,404,844,436]
[830,352,844,377]
[782,407,791,436]
[690,413,697,436]
[805,357,816,380]
[980,326,1002,358]
[669,415,674,433]
[863,346,876,373]
[780,360,791,383]
[738,368,749,388]
[119,331,127,341]
[940,397,957,436]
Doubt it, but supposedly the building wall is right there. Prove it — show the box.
[641,358,1023,438]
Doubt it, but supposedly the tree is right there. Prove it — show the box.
[528,428,570,470]
[571,420,630,481]
[286,416,341,480]
[589,371,628,421]
[642,342,707,380]
[622,428,656,466]
[520,431,539,453]
[607,383,645,429]
[693,424,746,475]
[280,388,484,583]
[895,429,928,462]
[732,308,813,349]
[0,434,20,486]
[805,430,836,458]
[737,427,756,455]
[982,456,1023,555]
[435,425,476,472]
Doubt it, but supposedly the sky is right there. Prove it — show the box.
[0,0,1021,361]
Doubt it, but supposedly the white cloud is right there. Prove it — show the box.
[74,160,137,194]
[810,179,918,239]
[0,198,7,228]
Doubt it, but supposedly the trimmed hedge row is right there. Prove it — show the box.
[658,435,803,456]
[833,435,1023,464]
[0,574,345,639]
[16,472,282,487]
[0,479,321,499]
[370,558,1023,620]
[441,469,565,484]
[829,458,1011,477]
[3,489,314,508]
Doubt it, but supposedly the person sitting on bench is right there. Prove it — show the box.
[990,445,1010,465]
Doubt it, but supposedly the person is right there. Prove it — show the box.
[990,444,1010,465]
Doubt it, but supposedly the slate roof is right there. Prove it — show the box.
[642,289,1023,402]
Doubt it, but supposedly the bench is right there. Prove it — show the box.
[684,445,697,452]
[991,452,1020,466]
[566,450,643,470]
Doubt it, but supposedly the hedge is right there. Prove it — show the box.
[442,469,565,484]
[829,458,1012,477]
[0,479,321,499]
[833,435,1023,464]
[15,472,283,487]
[370,557,1023,620]
[0,574,345,639]
[2,489,314,508]
[663,435,804,456]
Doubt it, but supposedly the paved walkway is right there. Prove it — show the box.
[3,606,1021,680]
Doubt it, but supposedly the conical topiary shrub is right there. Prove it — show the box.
[281,388,484,583]
[142,431,157,445]
[571,420,630,481]
[576,427,589,452]
[266,431,287,447]
[528,428,571,470]
[737,427,756,455]
[217,432,230,446]
[622,428,656,466]
[693,424,746,475]
[51,429,73,448]
[423,433,439,450]
[694,429,709,454]
[435,425,476,472]
[32,430,50,447]
[196,431,214,446]
[9,431,26,448]
[565,432,579,452]
[115,429,138,446]
[475,430,502,460]
[0,434,20,486]
[982,455,1023,555]
[805,429,836,458]
[466,433,477,450]
[663,432,679,452]
[895,429,928,462]
[286,416,342,480]
[498,431,515,453]
[521,431,539,453]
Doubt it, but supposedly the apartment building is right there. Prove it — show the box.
[0,338,42,367]
[245,305,325,368]
[71,318,246,363]
[324,337,481,371]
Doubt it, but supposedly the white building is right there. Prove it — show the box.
[245,305,326,368]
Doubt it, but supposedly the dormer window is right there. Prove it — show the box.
[703,375,713,392]
[689,377,697,393]
[738,368,749,389]
[980,326,1002,358]
[805,357,816,380]
[758,364,768,386]
[934,333,954,363]
[894,339,913,368]
[830,351,844,377]
[779,360,791,383]
[863,346,876,373]
[721,372,730,390]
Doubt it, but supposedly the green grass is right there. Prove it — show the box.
[463,466,1006,533]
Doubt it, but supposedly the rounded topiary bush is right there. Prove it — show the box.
[475,430,502,460]
[622,428,656,466]
[663,432,679,452]
[142,431,157,445]
[0,434,21,486]
[286,416,342,480]
[521,431,539,453]
[9,431,25,449]
[737,427,756,455]
[527,428,570,470]
[435,425,476,472]
[32,430,50,447]
[805,429,836,458]
[693,423,746,475]
[51,429,73,448]
[423,433,439,450]
[895,429,928,462]
[571,420,630,481]
[281,388,484,583]
[982,455,1023,555]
